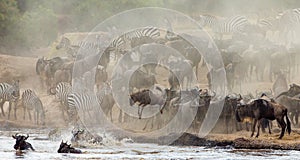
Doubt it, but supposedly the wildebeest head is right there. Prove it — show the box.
[235,103,248,122]
[12,133,34,151]
[58,140,82,154]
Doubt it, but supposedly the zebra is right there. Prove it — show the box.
[21,89,45,125]
[275,8,300,45]
[198,14,249,39]
[54,82,72,121]
[67,92,102,125]
[109,26,160,49]
[0,80,20,119]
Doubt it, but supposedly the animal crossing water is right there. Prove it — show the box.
[0,128,299,160]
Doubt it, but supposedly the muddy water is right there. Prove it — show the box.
[0,129,299,160]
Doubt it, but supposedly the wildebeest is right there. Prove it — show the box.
[57,140,82,153]
[12,133,35,151]
[276,83,300,98]
[130,88,166,119]
[128,69,157,92]
[276,95,300,126]
[235,98,291,139]
[71,128,103,145]
[36,56,69,93]
[272,71,288,97]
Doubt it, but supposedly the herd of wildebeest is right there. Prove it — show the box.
[1,22,300,153]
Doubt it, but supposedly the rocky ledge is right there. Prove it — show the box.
[171,132,300,151]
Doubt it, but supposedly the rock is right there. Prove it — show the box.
[170,133,207,146]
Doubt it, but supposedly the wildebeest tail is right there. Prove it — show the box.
[285,109,291,134]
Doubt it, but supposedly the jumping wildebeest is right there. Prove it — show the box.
[130,88,166,119]
[235,98,291,139]
[57,140,82,153]
[12,133,35,151]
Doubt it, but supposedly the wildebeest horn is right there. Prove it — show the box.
[12,133,18,139]
[269,89,273,95]
[211,91,216,97]
[25,134,29,140]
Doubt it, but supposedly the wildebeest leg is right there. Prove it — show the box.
[277,118,287,139]
[251,119,257,137]
[290,111,296,126]
[256,119,261,138]
[268,120,272,134]
[28,143,35,151]
[0,100,5,116]
[225,116,230,134]
[138,106,140,119]
[139,105,145,119]
[118,109,123,123]
[295,111,299,127]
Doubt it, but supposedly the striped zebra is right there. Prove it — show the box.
[56,37,102,58]
[109,26,160,49]
[67,92,102,125]
[275,8,300,44]
[54,82,72,121]
[199,14,249,39]
[21,89,45,125]
[0,80,20,119]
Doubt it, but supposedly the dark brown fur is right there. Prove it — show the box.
[236,99,291,139]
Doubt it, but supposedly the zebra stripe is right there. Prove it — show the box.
[67,92,101,120]
[199,14,249,34]
[124,26,160,40]
[21,89,45,124]
[257,19,273,29]
[55,82,72,107]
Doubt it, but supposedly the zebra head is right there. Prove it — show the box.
[56,36,71,50]
[12,80,20,101]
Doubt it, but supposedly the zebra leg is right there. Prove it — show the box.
[0,100,5,117]
[23,107,26,120]
[8,102,12,120]
[13,102,17,120]
[28,109,32,121]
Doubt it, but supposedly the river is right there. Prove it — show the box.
[0,129,298,160]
